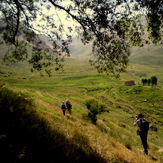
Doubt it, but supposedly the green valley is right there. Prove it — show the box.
[0,44,163,163]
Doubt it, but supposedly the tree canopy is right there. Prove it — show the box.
[151,76,157,86]
[0,0,162,76]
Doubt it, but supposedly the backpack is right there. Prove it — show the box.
[66,103,72,109]
[139,119,149,131]
[61,104,66,110]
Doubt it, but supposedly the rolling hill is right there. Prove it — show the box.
[127,44,163,82]
[130,44,163,67]
[69,37,93,59]
[0,64,162,162]
[0,34,163,82]
[0,34,163,162]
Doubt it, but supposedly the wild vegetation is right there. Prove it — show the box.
[0,0,162,76]
[0,83,107,162]
[142,76,158,86]
[85,99,109,125]
[0,43,162,162]
[0,1,162,162]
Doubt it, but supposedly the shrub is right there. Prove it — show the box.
[129,86,142,94]
[147,78,151,85]
[151,76,157,86]
[142,76,158,86]
[85,99,109,125]
[142,78,147,85]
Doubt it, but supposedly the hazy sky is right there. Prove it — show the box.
[33,0,78,37]
[32,0,145,39]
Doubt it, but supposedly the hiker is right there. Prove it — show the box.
[134,114,149,155]
[61,101,66,116]
[66,99,72,114]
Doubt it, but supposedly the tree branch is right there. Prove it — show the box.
[48,0,86,31]
[13,0,20,45]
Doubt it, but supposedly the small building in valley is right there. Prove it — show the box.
[125,80,135,86]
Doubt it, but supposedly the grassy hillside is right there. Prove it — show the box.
[130,44,163,67]
[0,42,163,162]
[0,83,107,162]
[69,37,93,59]
[0,58,162,162]
[125,44,163,84]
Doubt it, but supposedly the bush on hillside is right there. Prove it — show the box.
[151,76,157,86]
[85,99,109,125]
[142,78,148,85]
[141,76,158,86]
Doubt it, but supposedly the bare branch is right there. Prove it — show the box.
[13,0,20,45]
[48,0,86,31]
[54,6,64,32]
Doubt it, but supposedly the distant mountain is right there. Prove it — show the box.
[38,34,54,49]
[0,30,162,67]
[0,33,56,59]
[69,37,93,59]
[0,32,91,59]
[129,44,163,67]
[68,38,163,67]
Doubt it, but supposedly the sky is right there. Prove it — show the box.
[31,0,146,41]
[33,0,78,38]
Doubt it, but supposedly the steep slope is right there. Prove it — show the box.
[130,44,163,67]
[0,72,162,162]
[127,44,163,82]
[69,37,93,59]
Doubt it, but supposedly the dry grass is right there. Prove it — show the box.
[0,75,162,162]
[37,100,162,163]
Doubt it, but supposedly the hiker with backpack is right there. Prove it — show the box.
[134,114,149,155]
[61,101,66,116]
[66,99,72,114]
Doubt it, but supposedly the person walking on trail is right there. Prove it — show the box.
[134,114,149,155]
[61,101,66,116]
[66,99,72,114]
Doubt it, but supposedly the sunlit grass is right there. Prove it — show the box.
[0,44,163,162]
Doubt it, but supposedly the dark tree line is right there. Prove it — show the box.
[142,76,158,86]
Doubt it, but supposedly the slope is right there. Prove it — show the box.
[127,44,163,82]
[0,35,163,162]
[69,37,93,59]
[0,62,162,162]
[130,44,163,67]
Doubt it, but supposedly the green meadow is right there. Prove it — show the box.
[0,44,163,162]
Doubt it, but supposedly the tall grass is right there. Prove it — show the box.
[0,44,163,163]
[0,82,162,163]
[0,83,107,163]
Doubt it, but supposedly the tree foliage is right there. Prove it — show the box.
[0,0,162,76]
[151,76,157,86]
[142,78,148,85]
[85,99,109,125]
[141,76,157,86]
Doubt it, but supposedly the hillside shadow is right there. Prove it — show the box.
[0,84,107,163]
